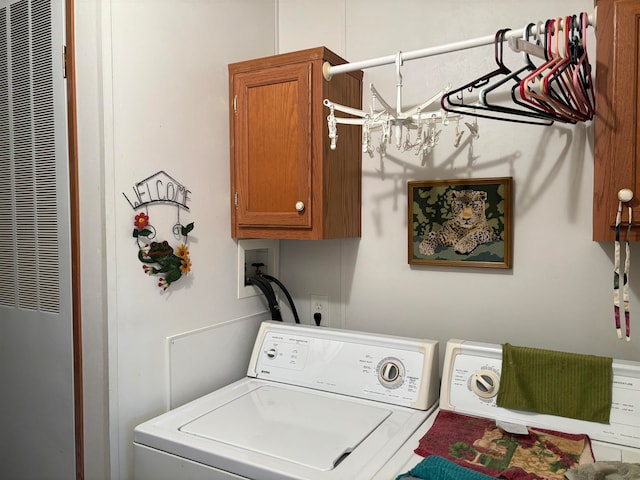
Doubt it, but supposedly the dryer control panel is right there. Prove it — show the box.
[247,321,439,410]
[440,339,640,449]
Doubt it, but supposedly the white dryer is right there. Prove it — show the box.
[134,321,440,480]
[374,339,640,479]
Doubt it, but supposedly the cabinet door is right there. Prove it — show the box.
[233,63,312,229]
[593,0,640,241]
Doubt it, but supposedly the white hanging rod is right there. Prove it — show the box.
[322,11,596,81]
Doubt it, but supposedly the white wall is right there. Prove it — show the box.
[75,1,277,478]
[277,0,640,362]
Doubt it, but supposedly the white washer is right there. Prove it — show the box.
[374,339,640,479]
[134,321,440,480]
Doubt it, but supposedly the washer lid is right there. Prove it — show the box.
[179,385,391,471]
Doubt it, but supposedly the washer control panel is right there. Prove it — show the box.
[247,322,439,410]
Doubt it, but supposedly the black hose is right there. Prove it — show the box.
[261,274,301,324]
[247,275,282,321]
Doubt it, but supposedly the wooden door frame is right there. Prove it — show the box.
[64,0,83,478]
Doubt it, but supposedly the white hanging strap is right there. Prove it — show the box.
[614,189,633,341]
[624,205,632,341]
[614,202,623,338]
[327,103,338,150]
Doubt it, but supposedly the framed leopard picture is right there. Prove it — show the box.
[408,177,512,268]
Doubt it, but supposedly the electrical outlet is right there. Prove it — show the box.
[310,294,328,326]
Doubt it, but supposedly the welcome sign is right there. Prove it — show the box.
[123,170,195,291]
[123,170,191,211]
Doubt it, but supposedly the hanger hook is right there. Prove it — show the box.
[395,51,403,84]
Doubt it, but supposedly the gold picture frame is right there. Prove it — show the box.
[408,177,513,268]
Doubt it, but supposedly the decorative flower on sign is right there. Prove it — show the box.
[180,255,192,275]
[134,212,150,229]
[175,244,189,258]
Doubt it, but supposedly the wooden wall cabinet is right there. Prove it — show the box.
[228,47,363,240]
[593,0,640,241]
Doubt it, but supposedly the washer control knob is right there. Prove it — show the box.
[295,201,305,212]
[381,362,400,382]
[266,348,277,359]
[471,369,500,399]
[377,358,405,388]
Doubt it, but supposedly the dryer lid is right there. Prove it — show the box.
[179,384,392,471]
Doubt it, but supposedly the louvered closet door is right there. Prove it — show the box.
[0,0,74,478]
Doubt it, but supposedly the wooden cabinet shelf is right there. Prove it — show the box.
[229,47,363,240]
[593,0,640,241]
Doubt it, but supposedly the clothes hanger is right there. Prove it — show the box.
[562,14,594,118]
[518,19,563,116]
[507,21,575,123]
[539,16,590,121]
[558,14,592,116]
[518,19,581,122]
[570,12,595,117]
[555,15,593,119]
[441,29,560,125]
[478,23,559,125]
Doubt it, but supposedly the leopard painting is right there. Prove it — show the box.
[418,189,498,256]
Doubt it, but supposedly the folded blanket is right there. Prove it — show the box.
[564,461,640,480]
[497,343,612,424]
[396,455,495,480]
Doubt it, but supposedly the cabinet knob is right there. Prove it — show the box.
[295,201,305,212]
[618,189,634,203]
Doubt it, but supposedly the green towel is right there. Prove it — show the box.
[496,344,612,424]
[396,455,495,480]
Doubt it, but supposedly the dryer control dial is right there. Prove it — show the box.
[471,369,500,399]
[377,358,405,389]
